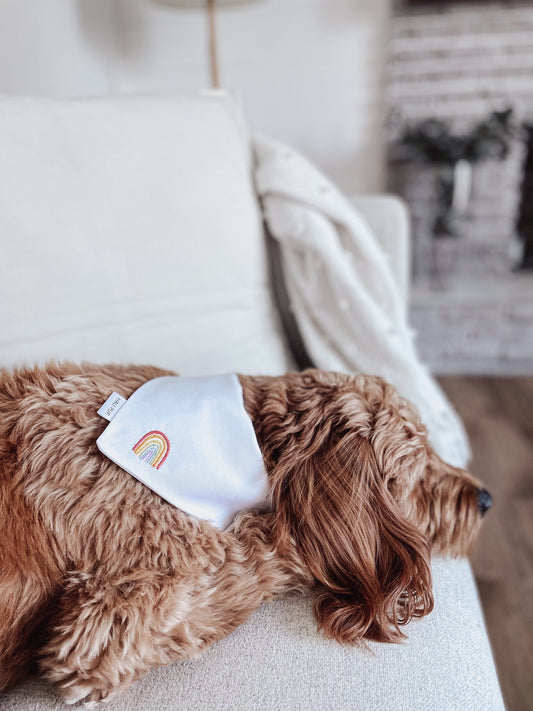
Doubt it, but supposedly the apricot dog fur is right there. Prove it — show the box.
[0,363,487,703]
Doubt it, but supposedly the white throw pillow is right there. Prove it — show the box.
[0,93,290,375]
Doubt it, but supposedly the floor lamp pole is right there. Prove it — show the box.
[207,0,220,88]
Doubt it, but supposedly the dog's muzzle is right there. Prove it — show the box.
[477,488,493,516]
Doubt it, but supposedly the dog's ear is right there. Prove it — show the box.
[271,433,433,644]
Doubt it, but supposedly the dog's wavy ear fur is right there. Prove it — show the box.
[271,431,434,644]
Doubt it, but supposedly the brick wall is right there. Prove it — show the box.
[387,2,533,279]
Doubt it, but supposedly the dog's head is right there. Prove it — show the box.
[244,370,489,645]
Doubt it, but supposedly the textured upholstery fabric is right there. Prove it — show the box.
[3,559,504,711]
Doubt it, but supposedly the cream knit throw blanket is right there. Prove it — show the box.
[253,135,470,468]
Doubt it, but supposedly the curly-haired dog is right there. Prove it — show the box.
[0,363,490,703]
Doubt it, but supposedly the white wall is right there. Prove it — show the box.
[0,0,391,193]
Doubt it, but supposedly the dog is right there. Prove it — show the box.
[0,362,490,704]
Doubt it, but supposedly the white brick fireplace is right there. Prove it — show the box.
[387,1,533,375]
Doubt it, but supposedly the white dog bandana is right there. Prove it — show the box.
[96,374,267,529]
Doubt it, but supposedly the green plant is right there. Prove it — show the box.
[398,108,519,239]
[400,108,517,165]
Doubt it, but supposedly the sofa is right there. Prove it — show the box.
[0,92,504,710]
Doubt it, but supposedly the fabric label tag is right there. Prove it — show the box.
[98,392,127,421]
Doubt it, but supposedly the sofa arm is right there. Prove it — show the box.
[350,195,411,310]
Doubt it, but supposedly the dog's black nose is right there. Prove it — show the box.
[477,488,493,516]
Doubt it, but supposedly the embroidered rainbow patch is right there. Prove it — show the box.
[132,430,170,470]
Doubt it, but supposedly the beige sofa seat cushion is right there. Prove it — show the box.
[3,559,504,711]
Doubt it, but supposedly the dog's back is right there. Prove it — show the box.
[0,366,61,688]
[0,362,305,696]
[0,362,171,689]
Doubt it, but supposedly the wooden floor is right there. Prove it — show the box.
[439,377,533,711]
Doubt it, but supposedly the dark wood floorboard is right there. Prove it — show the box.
[439,377,533,711]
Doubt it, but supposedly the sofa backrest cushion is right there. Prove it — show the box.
[0,93,290,375]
